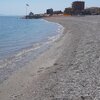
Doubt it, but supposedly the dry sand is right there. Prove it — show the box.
[0,15,100,100]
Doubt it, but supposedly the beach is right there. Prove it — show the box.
[0,15,100,100]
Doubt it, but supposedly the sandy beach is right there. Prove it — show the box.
[0,15,100,100]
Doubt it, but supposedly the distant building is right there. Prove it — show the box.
[82,10,91,15]
[46,8,53,15]
[64,8,74,15]
[85,7,100,15]
[72,1,85,11]
[72,1,85,14]
[53,10,63,15]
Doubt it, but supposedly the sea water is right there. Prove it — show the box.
[0,16,64,83]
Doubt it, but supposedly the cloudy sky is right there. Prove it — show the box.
[0,0,100,15]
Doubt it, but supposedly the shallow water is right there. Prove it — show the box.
[0,16,61,59]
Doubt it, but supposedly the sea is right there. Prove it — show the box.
[0,16,64,83]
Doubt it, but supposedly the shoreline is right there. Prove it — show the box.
[0,15,100,100]
[0,18,64,84]
[0,17,66,100]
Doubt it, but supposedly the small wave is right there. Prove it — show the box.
[15,43,42,58]
[48,33,62,43]
[38,19,64,44]
[42,19,64,33]
[0,43,43,68]
[0,40,53,69]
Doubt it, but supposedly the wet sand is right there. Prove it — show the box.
[0,15,100,100]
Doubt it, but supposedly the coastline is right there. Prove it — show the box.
[0,15,100,100]
[0,17,66,100]
[0,18,63,84]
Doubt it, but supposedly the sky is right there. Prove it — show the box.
[0,0,100,16]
